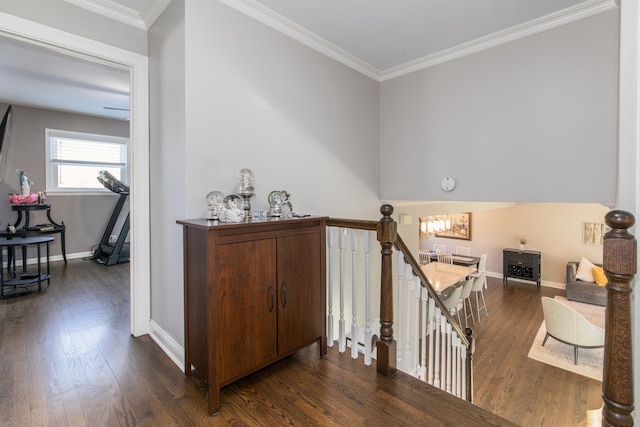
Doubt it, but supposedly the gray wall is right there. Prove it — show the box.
[0,103,130,258]
[0,0,147,55]
[148,0,186,338]
[380,10,619,205]
[147,0,381,344]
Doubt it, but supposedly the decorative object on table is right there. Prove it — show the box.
[281,190,292,212]
[527,296,604,381]
[280,190,293,219]
[268,190,283,217]
[205,191,225,220]
[219,194,245,222]
[237,168,255,217]
[16,169,33,195]
[37,191,46,205]
[8,193,38,204]
[517,235,529,251]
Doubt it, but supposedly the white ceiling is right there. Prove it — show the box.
[0,0,617,120]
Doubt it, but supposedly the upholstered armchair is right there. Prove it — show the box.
[541,297,604,365]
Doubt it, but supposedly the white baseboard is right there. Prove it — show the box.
[486,271,565,290]
[2,250,94,268]
[149,319,185,372]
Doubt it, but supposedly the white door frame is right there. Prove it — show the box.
[0,12,151,336]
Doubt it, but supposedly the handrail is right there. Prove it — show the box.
[601,210,636,426]
[326,218,378,230]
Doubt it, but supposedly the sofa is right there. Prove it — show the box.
[565,261,607,306]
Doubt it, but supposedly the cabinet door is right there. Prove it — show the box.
[276,231,323,355]
[216,238,277,384]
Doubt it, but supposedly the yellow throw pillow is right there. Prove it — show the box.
[592,267,608,286]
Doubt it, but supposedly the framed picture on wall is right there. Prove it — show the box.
[435,212,472,240]
[583,222,607,245]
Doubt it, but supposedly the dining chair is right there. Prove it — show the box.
[470,272,489,321]
[433,244,447,253]
[441,285,463,325]
[471,253,488,287]
[437,252,453,264]
[458,277,476,328]
[455,246,471,256]
[418,249,431,265]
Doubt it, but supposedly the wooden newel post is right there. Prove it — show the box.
[376,204,397,376]
[602,210,636,427]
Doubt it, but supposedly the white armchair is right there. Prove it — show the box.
[541,297,605,365]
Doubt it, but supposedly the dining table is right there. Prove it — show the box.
[427,251,480,267]
[420,261,477,295]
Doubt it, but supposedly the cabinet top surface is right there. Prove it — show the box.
[503,248,541,255]
[177,216,328,230]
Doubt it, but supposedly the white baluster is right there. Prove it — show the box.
[452,335,459,397]
[327,227,334,347]
[338,228,346,353]
[428,298,436,385]
[459,336,464,398]
[411,277,420,377]
[419,288,428,381]
[396,251,404,365]
[445,322,452,394]
[363,231,372,366]
[461,341,467,401]
[404,264,413,372]
[434,306,442,388]
[350,230,359,359]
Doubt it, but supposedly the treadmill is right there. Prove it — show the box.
[92,170,130,265]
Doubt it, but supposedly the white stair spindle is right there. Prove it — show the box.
[445,322,452,394]
[404,264,413,372]
[338,228,346,353]
[350,230,359,359]
[419,288,428,381]
[428,298,436,385]
[327,227,334,347]
[434,306,442,388]
[363,231,372,366]
[452,335,459,397]
[411,277,420,377]
[396,251,404,364]
[461,342,468,401]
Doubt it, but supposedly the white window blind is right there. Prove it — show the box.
[46,129,129,193]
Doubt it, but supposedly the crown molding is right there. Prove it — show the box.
[64,0,171,30]
[380,0,618,81]
[220,0,616,83]
[217,0,380,80]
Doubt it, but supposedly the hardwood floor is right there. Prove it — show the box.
[0,260,600,426]
[473,277,603,426]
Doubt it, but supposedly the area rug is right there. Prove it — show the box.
[527,296,605,381]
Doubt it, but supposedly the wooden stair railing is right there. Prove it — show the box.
[602,210,636,427]
[327,204,473,401]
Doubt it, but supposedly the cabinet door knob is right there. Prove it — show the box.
[268,286,274,312]
[281,283,287,308]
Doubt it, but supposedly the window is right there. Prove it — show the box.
[46,129,128,193]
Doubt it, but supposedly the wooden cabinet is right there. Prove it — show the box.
[177,217,327,415]
[503,248,541,287]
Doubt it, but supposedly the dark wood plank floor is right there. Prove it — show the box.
[0,260,600,426]
[473,277,603,426]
